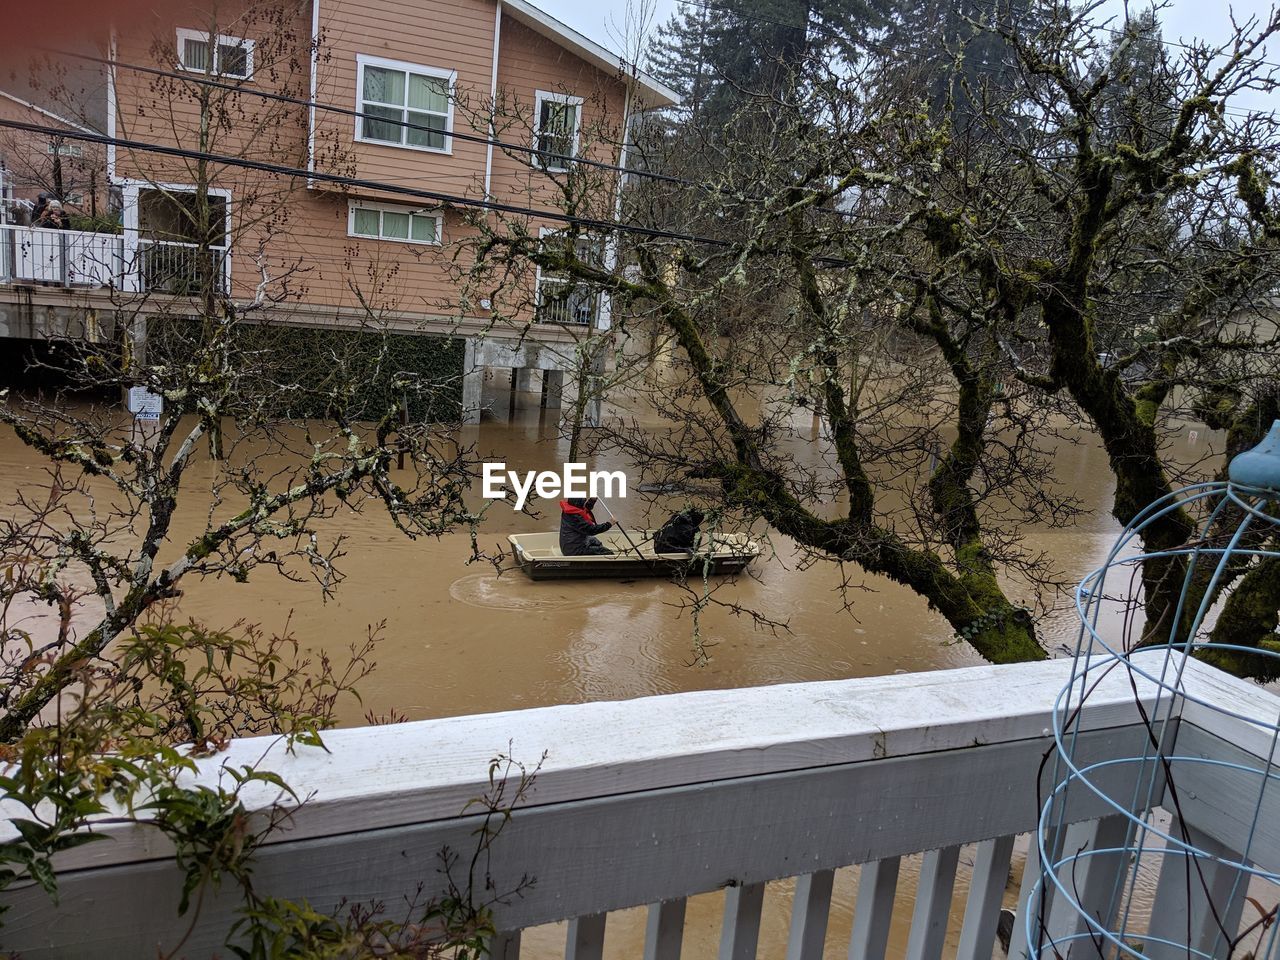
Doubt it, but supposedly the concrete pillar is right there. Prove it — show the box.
[124,314,147,370]
[514,367,538,393]
[461,339,483,424]
[542,369,564,410]
[557,368,602,429]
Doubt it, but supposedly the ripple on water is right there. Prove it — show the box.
[446,572,645,612]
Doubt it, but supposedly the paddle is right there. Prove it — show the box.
[594,497,650,563]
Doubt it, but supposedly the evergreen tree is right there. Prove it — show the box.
[647,0,891,128]
[1091,8,1178,149]
[878,0,1038,123]
[647,2,718,122]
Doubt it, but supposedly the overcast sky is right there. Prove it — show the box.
[536,0,1279,111]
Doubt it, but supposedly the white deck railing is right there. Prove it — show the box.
[0,657,1274,959]
[0,225,228,294]
[0,223,123,287]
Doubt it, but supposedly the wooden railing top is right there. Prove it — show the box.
[10,655,1258,875]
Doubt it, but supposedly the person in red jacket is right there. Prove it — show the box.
[559,497,614,556]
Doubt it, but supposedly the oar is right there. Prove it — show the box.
[594,497,649,563]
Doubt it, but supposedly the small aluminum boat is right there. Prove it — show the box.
[507,531,761,581]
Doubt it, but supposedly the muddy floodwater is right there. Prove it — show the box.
[0,380,1220,958]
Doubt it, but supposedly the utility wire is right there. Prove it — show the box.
[0,114,860,267]
[53,50,692,190]
[677,0,1280,70]
[51,48,874,227]
[58,45,1272,242]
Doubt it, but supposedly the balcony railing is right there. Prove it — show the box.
[537,278,599,326]
[0,223,123,287]
[137,238,229,296]
[0,225,229,295]
[0,656,1272,959]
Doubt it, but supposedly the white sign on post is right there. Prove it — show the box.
[128,386,164,422]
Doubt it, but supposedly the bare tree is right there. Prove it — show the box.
[465,0,1280,671]
[0,2,481,742]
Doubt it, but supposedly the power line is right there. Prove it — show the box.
[679,0,1280,70]
[54,50,694,191]
[51,48,870,227]
[0,114,860,268]
[67,45,1268,240]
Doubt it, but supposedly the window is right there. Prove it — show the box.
[136,187,230,295]
[176,28,254,79]
[46,141,84,158]
[536,230,602,325]
[348,202,442,245]
[356,55,454,153]
[533,91,582,172]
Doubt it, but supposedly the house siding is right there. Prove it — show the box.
[25,0,637,325]
[0,94,108,218]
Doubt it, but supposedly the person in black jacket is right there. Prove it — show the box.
[653,508,705,554]
[33,199,69,229]
[559,497,614,556]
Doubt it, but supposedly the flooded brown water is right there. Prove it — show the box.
[0,380,1223,959]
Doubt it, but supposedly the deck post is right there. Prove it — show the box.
[487,930,521,959]
[1044,814,1132,957]
[565,912,606,960]
[1008,837,1042,960]
[848,857,900,960]
[904,845,961,960]
[542,368,564,410]
[644,899,687,960]
[1146,816,1248,960]
[461,339,483,423]
[718,882,766,960]
[786,869,834,960]
[956,834,1016,960]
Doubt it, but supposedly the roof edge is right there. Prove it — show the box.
[499,0,681,109]
[0,89,103,135]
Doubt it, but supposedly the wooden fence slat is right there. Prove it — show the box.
[956,835,1015,960]
[847,857,900,960]
[786,869,835,960]
[644,899,688,960]
[1008,829,1049,957]
[719,882,766,960]
[565,913,606,960]
[1044,814,1132,957]
[488,930,521,960]
[1146,816,1248,960]
[903,845,961,960]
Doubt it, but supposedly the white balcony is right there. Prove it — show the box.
[0,223,123,287]
[0,224,229,295]
[0,656,1272,959]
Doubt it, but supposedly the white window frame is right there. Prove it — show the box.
[347,200,443,246]
[176,28,255,79]
[532,91,583,172]
[534,226,602,326]
[355,54,456,155]
[119,180,234,294]
[46,141,84,158]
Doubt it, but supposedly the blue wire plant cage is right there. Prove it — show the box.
[1030,420,1280,960]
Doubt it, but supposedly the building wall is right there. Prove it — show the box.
[312,0,497,205]
[488,14,626,212]
[103,0,632,325]
[0,94,108,221]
